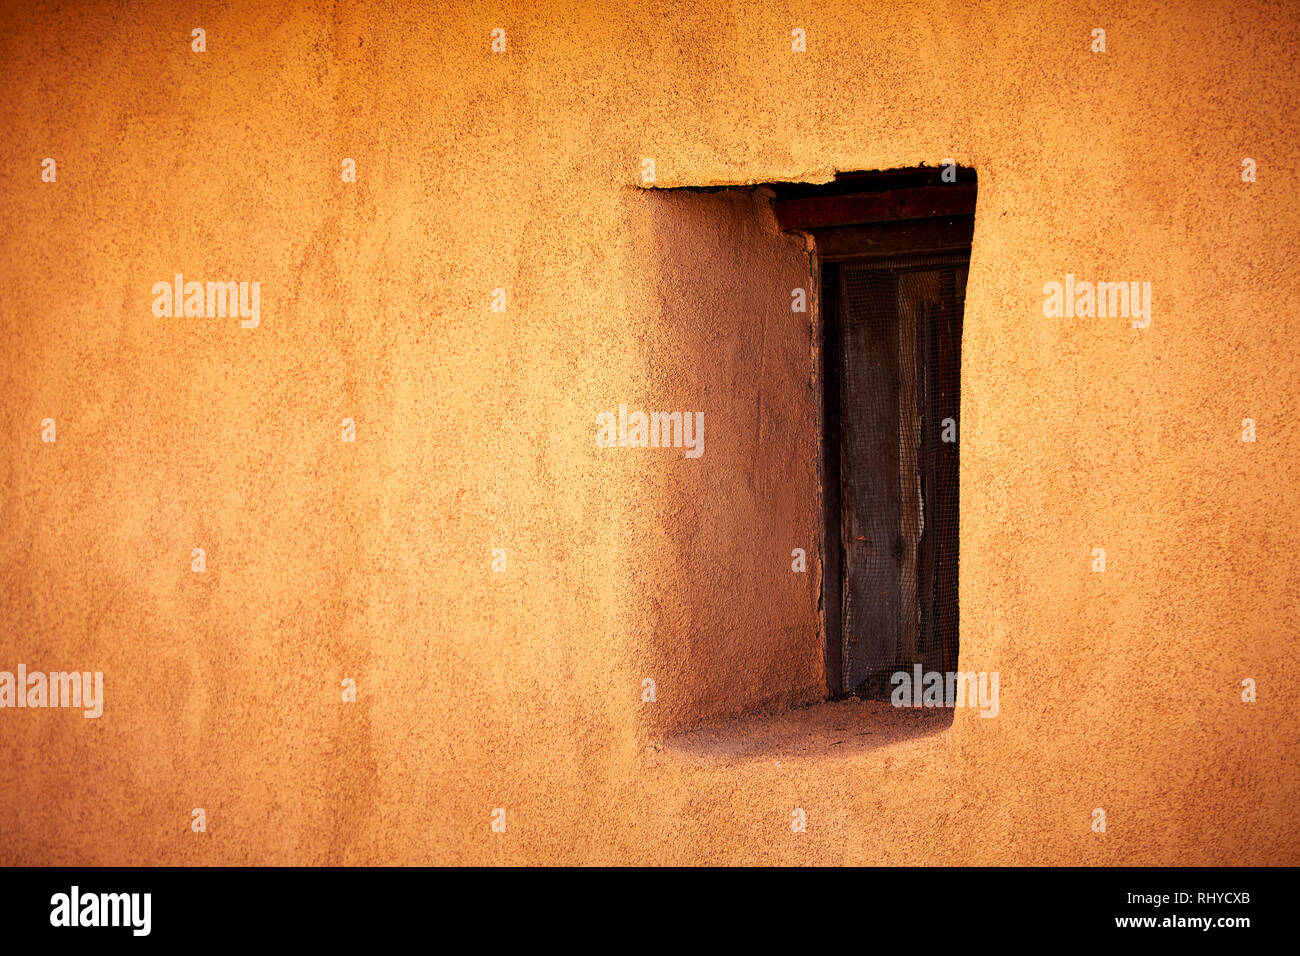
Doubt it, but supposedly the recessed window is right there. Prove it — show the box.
[772,167,976,698]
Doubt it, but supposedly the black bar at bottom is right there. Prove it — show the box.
[0,865,1281,943]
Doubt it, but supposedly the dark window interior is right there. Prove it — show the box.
[771,167,975,697]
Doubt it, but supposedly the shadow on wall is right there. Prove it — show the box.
[626,186,826,739]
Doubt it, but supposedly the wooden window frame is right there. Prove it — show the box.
[770,168,977,696]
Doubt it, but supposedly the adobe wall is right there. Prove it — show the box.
[0,0,1295,864]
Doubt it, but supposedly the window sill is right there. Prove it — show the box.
[649,697,953,768]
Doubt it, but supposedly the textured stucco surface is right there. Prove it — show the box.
[0,0,1297,865]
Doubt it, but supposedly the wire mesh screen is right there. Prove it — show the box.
[837,255,966,698]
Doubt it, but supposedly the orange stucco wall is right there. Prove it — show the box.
[1,0,1296,865]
